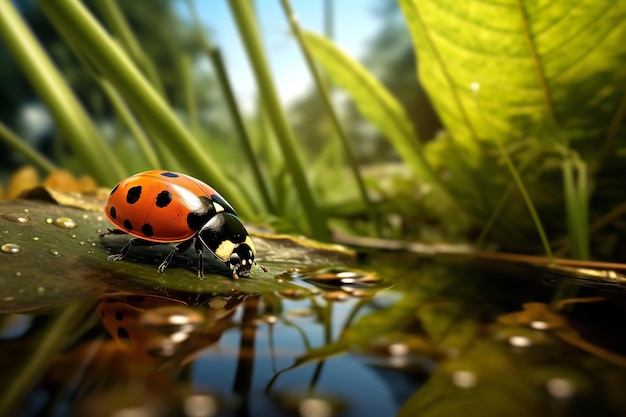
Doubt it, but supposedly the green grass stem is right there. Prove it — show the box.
[227,0,329,240]
[179,55,199,134]
[0,0,126,184]
[38,0,253,217]
[97,80,162,168]
[493,136,553,261]
[93,0,166,97]
[184,0,277,215]
[562,154,589,260]
[0,123,57,174]
[279,0,379,235]
[207,48,277,214]
[0,302,94,417]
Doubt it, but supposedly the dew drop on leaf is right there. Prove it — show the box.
[54,217,77,229]
[1,243,21,254]
[1,212,30,223]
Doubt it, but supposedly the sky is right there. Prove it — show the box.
[177,0,382,111]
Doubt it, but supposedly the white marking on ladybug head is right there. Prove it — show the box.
[242,259,247,266]
[213,202,225,213]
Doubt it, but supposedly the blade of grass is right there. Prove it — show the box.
[562,153,589,260]
[208,48,277,214]
[179,55,199,134]
[227,0,328,240]
[0,302,94,417]
[184,0,276,215]
[184,3,274,213]
[97,79,162,168]
[279,0,379,235]
[92,0,166,97]
[0,123,57,174]
[0,0,126,185]
[300,30,437,185]
[38,0,253,217]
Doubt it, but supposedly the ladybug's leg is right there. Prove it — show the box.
[100,228,127,238]
[157,239,194,274]
[106,237,151,262]
[195,239,205,280]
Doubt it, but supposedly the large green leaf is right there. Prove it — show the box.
[399,0,626,148]
[0,194,354,312]
[398,0,626,245]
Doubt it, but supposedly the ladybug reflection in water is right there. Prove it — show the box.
[102,170,267,279]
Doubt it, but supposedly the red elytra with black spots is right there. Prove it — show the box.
[104,170,236,242]
[102,170,266,279]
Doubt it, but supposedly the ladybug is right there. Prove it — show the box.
[102,170,267,279]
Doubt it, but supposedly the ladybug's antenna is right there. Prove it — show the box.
[255,262,269,273]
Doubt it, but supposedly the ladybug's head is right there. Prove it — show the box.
[227,243,255,279]
[197,212,268,280]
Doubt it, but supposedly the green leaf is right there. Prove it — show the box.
[399,0,626,244]
[0,198,345,313]
[301,30,436,184]
[398,0,626,149]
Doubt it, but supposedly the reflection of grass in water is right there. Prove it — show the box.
[0,301,96,417]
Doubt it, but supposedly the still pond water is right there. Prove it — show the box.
[2,249,626,417]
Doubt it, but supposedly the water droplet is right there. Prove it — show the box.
[304,267,389,295]
[470,81,480,92]
[37,287,45,293]
[492,326,555,347]
[54,217,76,229]
[45,218,53,224]
[530,320,550,330]
[15,271,22,277]
[184,394,220,417]
[287,308,314,317]
[356,334,438,370]
[278,289,309,299]
[1,212,30,223]
[140,306,205,333]
[299,398,333,417]
[1,243,21,254]
[323,291,349,301]
[48,249,60,257]
[546,377,575,398]
[32,237,40,241]
[69,233,77,239]
[452,370,478,388]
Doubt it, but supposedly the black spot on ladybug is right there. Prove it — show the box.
[161,172,179,178]
[126,186,142,204]
[155,190,173,208]
[114,311,124,321]
[110,206,117,219]
[142,223,154,237]
[110,184,119,195]
[117,326,130,340]
[123,220,133,230]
